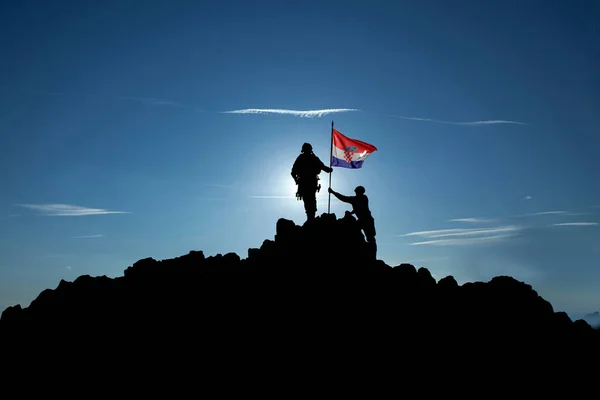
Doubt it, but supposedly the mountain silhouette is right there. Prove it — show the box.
[2,212,600,373]
[583,311,600,329]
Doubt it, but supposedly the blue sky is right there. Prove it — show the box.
[1,0,599,317]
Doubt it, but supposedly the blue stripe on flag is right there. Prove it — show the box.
[331,156,364,169]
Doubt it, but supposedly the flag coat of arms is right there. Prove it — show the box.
[331,129,377,169]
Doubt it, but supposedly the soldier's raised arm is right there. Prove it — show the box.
[328,188,352,204]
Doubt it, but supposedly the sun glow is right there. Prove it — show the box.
[289,178,298,198]
[260,166,351,214]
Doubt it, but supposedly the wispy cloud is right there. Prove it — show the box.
[459,120,526,126]
[448,218,496,223]
[398,228,469,237]
[221,108,359,118]
[399,226,521,238]
[525,211,568,216]
[511,210,575,219]
[410,234,518,246]
[525,196,532,200]
[72,234,104,239]
[399,225,522,246]
[16,204,129,216]
[390,116,526,126]
[65,266,72,270]
[552,222,598,226]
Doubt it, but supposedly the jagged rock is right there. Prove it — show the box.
[417,267,436,288]
[275,218,297,241]
[247,247,260,259]
[124,257,159,278]
[183,250,205,263]
[1,212,599,365]
[574,319,592,330]
[551,311,576,334]
[393,263,417,277]
[438,275,458,290]
[223,252,240,263]
[0,305,21,323]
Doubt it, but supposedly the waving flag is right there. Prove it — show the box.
[331,128,377,169]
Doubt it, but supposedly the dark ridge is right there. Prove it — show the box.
[583,311,600,329]
[2,212,599,372]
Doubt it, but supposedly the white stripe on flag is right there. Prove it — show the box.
[332,145,371,162]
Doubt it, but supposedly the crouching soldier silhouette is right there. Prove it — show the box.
[328,186,377,258]
[291,143,333,221]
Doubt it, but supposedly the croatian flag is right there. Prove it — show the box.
[331,128,378,169]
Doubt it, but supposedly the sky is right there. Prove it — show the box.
[1,0,599,318]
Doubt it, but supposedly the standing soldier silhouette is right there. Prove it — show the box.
[328,186,377,257]
[291,143,333,221]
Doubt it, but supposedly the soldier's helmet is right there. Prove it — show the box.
[354,186,366,195]
[301,143,313,153]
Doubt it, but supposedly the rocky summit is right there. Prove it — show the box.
[1,212,599,374]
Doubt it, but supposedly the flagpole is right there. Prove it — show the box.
[328,120,333,214]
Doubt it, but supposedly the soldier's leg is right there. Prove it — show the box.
[369,241,377,259]
[361,220,376,243]
[304,193,317,220]
[361,220,377,258]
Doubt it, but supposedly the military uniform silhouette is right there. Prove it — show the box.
[291,143,333,221]
[329,186,377,257]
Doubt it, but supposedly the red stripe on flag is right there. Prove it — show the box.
[332,129,377,153]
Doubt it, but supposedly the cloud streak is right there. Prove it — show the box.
[448,218,496,223]
[410,234,518,246]
[511,210,581,219]
[524,211,568,216]
[399,226,521,238]
[552,222,598,226]
[391,116,526,126]
[16,204,129,216]
[221,108,359,118]
[399,225,522,246]
[72,234,104,238]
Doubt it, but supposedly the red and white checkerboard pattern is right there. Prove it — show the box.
[343,149,354,163]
